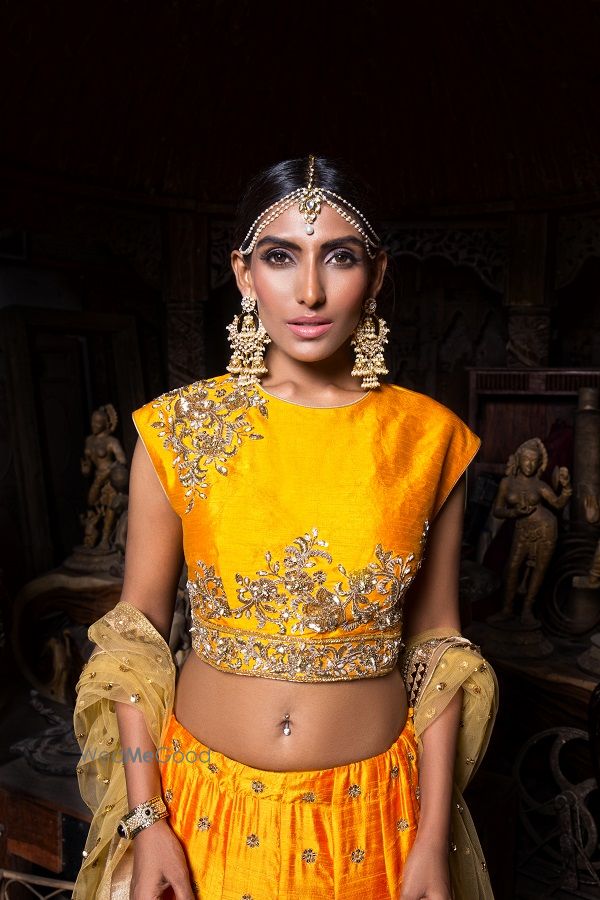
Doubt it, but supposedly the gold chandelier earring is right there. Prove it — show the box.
[350,297,390,389]
[226,296,271,385]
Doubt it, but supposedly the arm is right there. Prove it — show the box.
[113,438,193,899]
[115,436,183,805]
[400,478,465,900]
[539,469,572,511]
[109,435,128,466]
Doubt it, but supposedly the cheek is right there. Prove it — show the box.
[251,267,294,307]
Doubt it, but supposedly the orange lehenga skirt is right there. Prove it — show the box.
[158,710,420,900]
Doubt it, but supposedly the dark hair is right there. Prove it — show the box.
[233,155,383,258]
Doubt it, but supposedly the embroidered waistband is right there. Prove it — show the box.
[189,619,405,682]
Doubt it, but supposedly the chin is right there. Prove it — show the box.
[283,343,344,364]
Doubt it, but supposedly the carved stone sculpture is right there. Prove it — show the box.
[491,438,572,625]
[80,404,128,551]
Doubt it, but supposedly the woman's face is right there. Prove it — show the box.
[519,447,540,476]
[231,204,386,368]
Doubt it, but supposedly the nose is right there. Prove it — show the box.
[296,255,325,308]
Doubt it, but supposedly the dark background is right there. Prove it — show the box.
[1,2,600,896]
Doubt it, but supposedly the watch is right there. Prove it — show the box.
[116,795,169,839]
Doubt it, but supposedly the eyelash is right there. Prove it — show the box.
[259,249,360,267]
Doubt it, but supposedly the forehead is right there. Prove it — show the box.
[261,203,365,243]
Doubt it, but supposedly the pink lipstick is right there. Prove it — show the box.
[286,316,333,339]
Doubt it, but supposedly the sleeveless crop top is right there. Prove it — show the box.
[132,374,480,683]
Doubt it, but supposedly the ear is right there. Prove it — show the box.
[231,250,255,297]
[368,250,388,298]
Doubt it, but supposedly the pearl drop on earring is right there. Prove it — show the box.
[305,224,314,235]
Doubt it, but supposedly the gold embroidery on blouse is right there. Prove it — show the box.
[150,376,268,512]
[190,524,428,637]
[190,623,403,681]
[187,523,429,682]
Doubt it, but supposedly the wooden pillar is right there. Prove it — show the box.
[504,213,553,368]
[163,212,209,388]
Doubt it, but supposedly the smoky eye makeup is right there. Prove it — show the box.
[324,248,362,266]
[258,245,364,267]
[259,248,294,266]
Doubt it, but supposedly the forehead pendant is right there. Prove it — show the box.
[237,155,381,258]
[298,155,322,235]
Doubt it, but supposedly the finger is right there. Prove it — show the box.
[171,874,195,900]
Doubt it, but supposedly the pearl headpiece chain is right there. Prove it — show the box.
[238,156,382,260]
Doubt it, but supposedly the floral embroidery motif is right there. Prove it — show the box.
[302,848,317,863]
[187,522,430,682]
[164,789,173,803]
[351,848,365,863]
[246,834,260,848]
[207,763,219,773]
[301,791,316,802]
[231,528,423,635]
[172,738,181,752]
[251,780,265,793]
[150,376,268,512]
[190,625,402,681]
[390,765,399,779]
[197,817,211,831]
[397,818,409,831]
[348,784,361,798]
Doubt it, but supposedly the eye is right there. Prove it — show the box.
[261,249,293,266]
[327,249,359,266]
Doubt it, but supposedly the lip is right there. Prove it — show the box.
[286,320,334,339]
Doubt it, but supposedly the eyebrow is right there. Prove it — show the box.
[255,234,366,252]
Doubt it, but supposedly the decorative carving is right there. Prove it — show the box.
[211,220,236,289]
[506,311,551,368]
[556,213,600,289]
[106,214,162,291]
[382,225,508,292]
[10,689,82,773]
[166,212,208,388]
[513,727,600,890]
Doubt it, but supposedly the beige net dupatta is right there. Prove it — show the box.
[401,627,499,900]
[71,601,176,900]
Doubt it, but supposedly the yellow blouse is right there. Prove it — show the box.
[132,373,480,683]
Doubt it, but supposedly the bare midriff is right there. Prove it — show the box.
[173,651,409,772]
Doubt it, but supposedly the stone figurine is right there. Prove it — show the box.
[80,404,128,551]
[492,438,572,624]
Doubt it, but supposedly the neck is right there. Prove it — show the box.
[260,343,362,398]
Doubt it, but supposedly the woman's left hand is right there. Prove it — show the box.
[399,837,452,900]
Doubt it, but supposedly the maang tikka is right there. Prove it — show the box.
[226,296,271,385]
[351,297,390,389]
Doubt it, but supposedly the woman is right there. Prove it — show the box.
[73,156,498,900]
